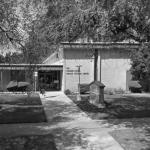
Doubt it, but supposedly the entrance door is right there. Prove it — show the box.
[38,71,61,91]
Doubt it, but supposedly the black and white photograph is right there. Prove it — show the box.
[0,0,150,149]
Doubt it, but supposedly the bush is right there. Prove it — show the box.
[40,89,45,95]
[104,88,115,95]
[114,88,125,94]
[64,89,72,95]
[104,88,125,95]
[130,43,150,92]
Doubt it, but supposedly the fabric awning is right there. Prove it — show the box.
[0,64,63,71]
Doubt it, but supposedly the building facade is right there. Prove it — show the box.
[0,42,139,92]
[44,42,139,92]
[0,64,63,91]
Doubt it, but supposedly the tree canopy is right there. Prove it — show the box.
[0,0,20,46]
[38,0,110,44]
[109,0,150,42]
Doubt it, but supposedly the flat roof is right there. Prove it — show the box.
[61,42,140,49]
[0,64,63,70]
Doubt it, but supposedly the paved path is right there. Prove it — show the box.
[0,92,124,150]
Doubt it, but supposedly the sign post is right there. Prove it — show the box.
[76,65,82,101]
[34,71,38,92]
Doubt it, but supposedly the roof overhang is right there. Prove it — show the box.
[0,64,63,71]
[61,42,140,50]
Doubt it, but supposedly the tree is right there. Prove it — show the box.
[23,24,50,64]
[109,0,150,42]
[0,0,49,63]
[130,43,150,91]
[108,0,150,91]
[41,0,109,43]
[0,0,21,46]
[38,0,111,81]
[15,0,49,63]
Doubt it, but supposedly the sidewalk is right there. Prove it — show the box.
[0,92,124,150]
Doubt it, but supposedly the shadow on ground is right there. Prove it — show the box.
[68,94,150,119]
[106,118,150,150]
[0,93,47,124]
[0,134,57,150]
[43,99,83,125]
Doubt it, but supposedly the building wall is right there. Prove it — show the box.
[43,47,63,65]
[63,47,131,92]
[63,48,94,92]
[97,48,131,90]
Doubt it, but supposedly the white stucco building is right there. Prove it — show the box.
[0,42,139,92]
[43,42,139,92]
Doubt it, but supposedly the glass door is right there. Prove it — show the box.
[38,71,61,91]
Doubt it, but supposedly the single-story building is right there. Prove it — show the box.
[44,42,139,92]
[0,64,63,91]
[0,42,139,92]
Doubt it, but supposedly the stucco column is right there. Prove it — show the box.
[97,50,102,82]
[94,49,98,81]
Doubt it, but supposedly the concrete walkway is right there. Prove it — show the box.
[0,92,124,150]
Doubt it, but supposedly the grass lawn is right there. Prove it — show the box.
[0,134,57,150]
[69,93,150,119]
[0,93,42,105]
[68,93,150,150]
[0,93,47,124]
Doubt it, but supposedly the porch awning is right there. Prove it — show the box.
[0,64,63,71]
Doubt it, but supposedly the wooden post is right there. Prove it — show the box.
[99,50,102,82]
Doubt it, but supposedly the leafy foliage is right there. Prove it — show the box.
[23,25,51,63]
[0,0,20,46]
[109,0,150,42]
[40,0,110,44]
[0,52,24,63]
[108,0,150,91]
[130,43,150,91]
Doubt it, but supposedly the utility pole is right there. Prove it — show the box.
[76,65,82,101]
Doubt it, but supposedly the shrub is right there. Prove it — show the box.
[104,88,115,95]
[114,88,125,94]
[104,88,125,95]
[130,43,150,92]
[64,89,72,95]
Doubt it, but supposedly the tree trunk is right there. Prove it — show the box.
[94,49,98,81]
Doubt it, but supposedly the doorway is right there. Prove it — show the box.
[38,71,61,91]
